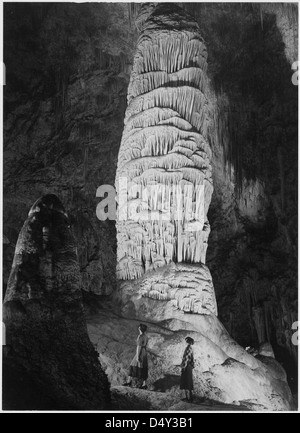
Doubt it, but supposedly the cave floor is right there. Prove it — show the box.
[109,386,250,411]
[86,302,253,411]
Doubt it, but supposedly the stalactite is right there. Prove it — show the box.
[252,305,267,344]
[277,136,286,213]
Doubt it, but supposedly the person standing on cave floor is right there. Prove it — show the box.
[180,337,195,402]
[123,324,149,389]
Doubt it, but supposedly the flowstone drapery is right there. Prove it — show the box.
[116,4,217,316]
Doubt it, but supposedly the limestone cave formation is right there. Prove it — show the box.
[3,194,110,410]
[2,2,298,411]
[116,3,217,317]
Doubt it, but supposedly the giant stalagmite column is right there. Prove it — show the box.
[114,4,293,411]
[116,3,217,316]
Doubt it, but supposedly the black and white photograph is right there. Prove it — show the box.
[1,1,299,415]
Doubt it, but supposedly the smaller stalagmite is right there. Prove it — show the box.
[3,194,110,410]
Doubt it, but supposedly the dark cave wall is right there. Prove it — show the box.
[3,2,138,297]
[3,3,298,379]
[194,3,298,377]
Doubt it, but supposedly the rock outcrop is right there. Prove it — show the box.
[87,300,293,411]
[113,4,293,411]
[3,194,110,410]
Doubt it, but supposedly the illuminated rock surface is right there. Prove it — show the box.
[87,301,293,411]
[113,4,293,411]
[116,5,213,288]
[116,6,217,332]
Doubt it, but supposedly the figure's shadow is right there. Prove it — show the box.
[152,374,181,392]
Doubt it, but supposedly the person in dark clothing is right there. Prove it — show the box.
[123,324,149,389]
[180,336,195,402]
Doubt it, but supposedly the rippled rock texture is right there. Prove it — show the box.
[116,4,217,317]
